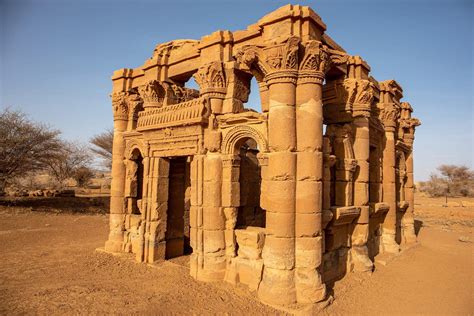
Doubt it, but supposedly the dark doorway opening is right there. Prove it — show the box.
[165,157,192,259]
[237,139,265,228]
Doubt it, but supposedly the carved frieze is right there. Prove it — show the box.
[137,97,209,131]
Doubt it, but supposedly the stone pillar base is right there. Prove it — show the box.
[349,245,374,272]
[402,224,417,245]
[258,268,296,306]
[381,231,400,254]
[104,238,123,253]
[196,268,226,282]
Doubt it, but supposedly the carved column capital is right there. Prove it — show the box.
[235,36,300,86]
[138,80,166,109]
[348,79,375,118]
[111,91,129,121]
[298,40,331,85]
[193,61,227,97]
[379,102,400,132]
[126,89,143,120]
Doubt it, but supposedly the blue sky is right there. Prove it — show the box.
[1,0,472,180]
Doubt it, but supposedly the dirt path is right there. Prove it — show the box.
[0,204,472,314]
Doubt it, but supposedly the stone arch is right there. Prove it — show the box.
[221,125,268,155]
[124,139,146,160]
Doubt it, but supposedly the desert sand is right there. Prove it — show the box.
[0,194,472,314]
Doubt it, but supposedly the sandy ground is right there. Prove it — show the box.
[0,195,472,314]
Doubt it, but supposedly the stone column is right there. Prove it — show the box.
[294,69,326,303]
[105,92,129,253]
[221,155,240,260]
[258,69,298,305]
[189,155,205,279]
[402,151,417,244]
[199,153,226,281]
[194,62,227,114]
[146,157,169,263]
[350,112,373,272]
[381,121,399,253]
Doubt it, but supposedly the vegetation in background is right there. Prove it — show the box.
[90,128,113,169]
[0,108,96,194]
[419,165,474,200]
[0,108,63,193]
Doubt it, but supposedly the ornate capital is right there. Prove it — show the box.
[299,40,330,77]
[138,80,166,108]
[193,62,227,96]
[126,88,143,120]
[138,80,198,109]
[111,92,129,121]
[379,102,400,131]
[235,36,300,85]
[345,79,375,118]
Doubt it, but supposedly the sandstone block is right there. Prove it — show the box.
[267,152,296,180]
[265,211,295,237]
[295,267,326,303]
[296,181,322,214]
[235,257,264,291]
[204,155,222,181]
[297,151,323,181]
[221,181,240,207]
[295,236,323,268]
[265,180,295,213]
[202,207,225,230]
[258,266,296,305]
[268,106,296,151]
[203,230,225,254]
[262,236,295,270]
[295,212,322,237]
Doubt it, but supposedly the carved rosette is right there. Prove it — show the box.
[193,62,227,97]
[235,36,300,85]
[111,92,129,121]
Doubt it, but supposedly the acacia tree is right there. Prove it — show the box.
[90,128,113,169]
[0,108,63,193]
[45,142,92,188]
[419,165,474,200]
[73,166,95,188]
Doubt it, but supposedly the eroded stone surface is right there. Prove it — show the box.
[104,4,420,309]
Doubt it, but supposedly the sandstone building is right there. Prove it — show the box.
[104,4,421,307]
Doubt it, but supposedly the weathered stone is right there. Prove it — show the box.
[103,3,420,309]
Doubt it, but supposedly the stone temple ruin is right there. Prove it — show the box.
[104,4,421,307]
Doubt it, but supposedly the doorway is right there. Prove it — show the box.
[165,157,192,259]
